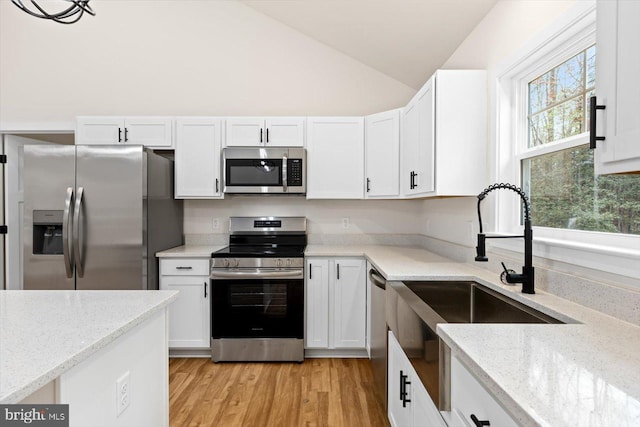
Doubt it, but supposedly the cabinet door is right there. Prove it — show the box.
[76,116,125,145]
[264,117,305,147]
[402,78,435,197]
[160,275,210,348]
[388,331,413,427]
[225,117,264,147]
[413,375,447,427]
[125,117,174,148]
[175,118,223,198]
[595,0,640,174]
[365,110,401,198]
[450,356,517,427]
[306,117,364,199]
[305,258,330,349]
[332,258,366,348]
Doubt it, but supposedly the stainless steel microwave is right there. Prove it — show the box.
[222,147,306,194]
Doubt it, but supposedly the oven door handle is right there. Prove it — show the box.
[210,270,303,280]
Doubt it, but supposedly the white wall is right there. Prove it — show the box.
[0,0,415,131]
[421,0,577,247]
[185,198,424,236]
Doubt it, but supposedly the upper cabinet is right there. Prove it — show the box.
[225,117,305,147]
[594,0,640,174]
[76,116,174,149]
[175,117,223,199]
[401,70,487,197]
[365,109,401,199]
[306,117,364,199]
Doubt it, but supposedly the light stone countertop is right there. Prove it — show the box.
[0,290,178,404]
[156,245,225,258]
[159,243,640,426]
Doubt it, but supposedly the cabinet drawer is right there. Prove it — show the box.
[160,259,209,276]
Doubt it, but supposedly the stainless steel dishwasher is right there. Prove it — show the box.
[368,267,387,409]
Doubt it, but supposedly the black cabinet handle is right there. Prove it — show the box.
[337,264,340,280]
[410,171,417,190]
[260,128,263,143]
[118,128,122,143]
[400,371,411,407]
[204,281,207,298]
[215,178,219,193]
[176,266,192,270]
[366,178,371,193]
[309,264,312,279]
[470,414,490,426]
[589,96,606,149]
[266,128,269,143]
[124,128,129,142]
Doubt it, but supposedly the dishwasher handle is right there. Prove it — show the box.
[369,268,386,290]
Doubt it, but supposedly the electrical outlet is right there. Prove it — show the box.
[116,371,130,417]
[341,218,350,229]
[212,218,220,230]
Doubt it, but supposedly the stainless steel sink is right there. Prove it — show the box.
[402,281,563,324]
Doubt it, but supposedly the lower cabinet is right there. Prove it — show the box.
[450,356,518,427]
[305,257,367,352]
[159,258,210,349]
[388,330,447,427]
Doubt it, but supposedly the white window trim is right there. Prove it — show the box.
[491,1,640,281]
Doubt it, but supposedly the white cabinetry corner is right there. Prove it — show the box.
[365,109,401,199]
[387,331,446,427]
[594,0,640,174]
[306,117,365,199]
[175,117,223,199]
[305,257,367,356]
[449,355,517,427]
[76,116,174,149]
[225,117,305,147]
[401,70,487,197]
[159,258,211,350]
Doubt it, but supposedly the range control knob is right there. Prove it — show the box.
[286,259,292,267]
[222,259,229,268]
[233,259,240,268]
[276,259,282,268]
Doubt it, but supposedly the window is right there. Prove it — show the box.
[520,45,640,235]
[495,3,640,279]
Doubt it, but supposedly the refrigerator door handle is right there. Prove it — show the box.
[63,187,75,278]
[73,186,85,278]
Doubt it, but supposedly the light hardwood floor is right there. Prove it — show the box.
[169,358,389,427]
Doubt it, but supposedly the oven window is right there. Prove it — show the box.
[229,283,287,317]
[226,159,282,186]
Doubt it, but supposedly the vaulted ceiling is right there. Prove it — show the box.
[241,0,498,89]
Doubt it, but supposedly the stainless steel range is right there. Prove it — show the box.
[210,216,306,362]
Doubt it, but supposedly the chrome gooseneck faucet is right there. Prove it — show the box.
[475,183,535,294]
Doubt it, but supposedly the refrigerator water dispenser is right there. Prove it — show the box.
[33,210,64,255]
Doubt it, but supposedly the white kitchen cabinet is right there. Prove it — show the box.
[225,117,305,147]
[365,109,401,199]
[305,257,366,352]
[159,258,210,349]
[76,116,174,149]
[306,117,365,199]
[388,331,446,427]
[594,0,640,174]
[450,355,517,427]
[401,70,486,197]
[175,117,223,199]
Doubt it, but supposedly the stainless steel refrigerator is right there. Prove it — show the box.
[23,145,183,291]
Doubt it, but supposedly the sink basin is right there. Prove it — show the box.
[402,281,563,324]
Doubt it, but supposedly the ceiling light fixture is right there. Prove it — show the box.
[11,0,95,24]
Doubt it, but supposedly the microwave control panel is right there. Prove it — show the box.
[287,159,303,186]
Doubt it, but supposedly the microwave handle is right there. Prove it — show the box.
[282,154,288,193]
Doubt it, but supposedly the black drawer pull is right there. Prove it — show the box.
[176,266,193,270]
[203,281,207,298]
[589,96,606,149]
[470,414,490,427]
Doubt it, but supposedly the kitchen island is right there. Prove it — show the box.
[0,290,177,427]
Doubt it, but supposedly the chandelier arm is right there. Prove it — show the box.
[29,0,80,19]
[11,0,94,23]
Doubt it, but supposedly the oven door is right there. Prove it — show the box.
[211,270,304,339]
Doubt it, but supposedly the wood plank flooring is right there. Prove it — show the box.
[169,358,389,427]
